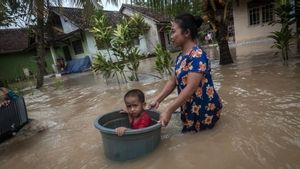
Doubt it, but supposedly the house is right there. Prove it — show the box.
[48,5,172,66]
[120,4,173,52]
[0,5,172,81]
[232,0,298,55]
[0,28,54,82]
[47,6,124,66]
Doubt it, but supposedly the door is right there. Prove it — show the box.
[63,46,72,61]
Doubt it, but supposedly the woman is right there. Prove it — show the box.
[149,14,222,132]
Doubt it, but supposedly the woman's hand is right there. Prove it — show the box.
[159,109,172,127]
[148,100,160,110]
[115,127,127,136]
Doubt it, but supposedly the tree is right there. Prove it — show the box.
[35,0,46,88]
[92,13,149,83]
[0,2,12,26]
[1,0,103,88]
[203,0,234,65]
[91,13,127,84]
[131,0,203,17]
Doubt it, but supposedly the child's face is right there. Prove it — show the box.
[125,96,145,117]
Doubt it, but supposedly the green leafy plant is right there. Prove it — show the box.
[92,52,125,84]
[269,0,296,64]
[111,14,148,81]
[91,13,126,84]
[126,47,144,81]
[154,44,174,76]
[91,13,148,83]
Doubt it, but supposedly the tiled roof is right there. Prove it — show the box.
[0,28,29,54]
[50,6,125,29]
[120,4,170,23]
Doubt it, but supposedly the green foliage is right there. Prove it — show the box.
[154,44,174,76]
[133,0,203,17]
[127,13,149,39]
[90,14,113,49]
[269,1,295,64]
[111,14,148,81]
[126,47,144,81]
[92,13,148,82]
[92,52,125,81]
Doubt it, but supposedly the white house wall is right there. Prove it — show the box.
[136,35,147,54]
[233,0,295,43]
[121,8,160,54]
[59,15,79,33]
[85,31,98,57]
[233,0,297,56]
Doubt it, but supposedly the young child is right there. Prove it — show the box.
[115,89,152,136]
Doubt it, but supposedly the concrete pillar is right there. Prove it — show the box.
[50,46,57,65]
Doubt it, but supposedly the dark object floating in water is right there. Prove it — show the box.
[94,110,161,161]
[0,96,28,139]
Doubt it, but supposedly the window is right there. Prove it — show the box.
[248,1,275,26]
[72,40,84,54]
[249,7,260,25]
[262,4,274,23]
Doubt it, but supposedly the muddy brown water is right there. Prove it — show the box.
[0,45,300,169]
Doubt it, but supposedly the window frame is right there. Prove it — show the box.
[248,6,261,26]
[248,1,275,26]
[72,39,84,55]
[262,4,274,23]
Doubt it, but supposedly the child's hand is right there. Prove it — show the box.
[115,127,127,136]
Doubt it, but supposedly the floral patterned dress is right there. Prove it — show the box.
[175,45,222,132]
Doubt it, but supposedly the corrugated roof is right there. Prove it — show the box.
[120,4,170,23]
[50,6,125,29]
[0,28,29,54]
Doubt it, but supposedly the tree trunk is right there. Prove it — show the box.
[216,21,234,65]
[35,0,46,89]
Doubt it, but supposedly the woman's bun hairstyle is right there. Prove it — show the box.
[194,15,204,28]
[174,13,203,40]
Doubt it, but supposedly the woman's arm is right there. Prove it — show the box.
[150,75,177,109]
[160,72,203,126]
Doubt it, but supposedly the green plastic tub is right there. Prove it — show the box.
[94,110,161,161]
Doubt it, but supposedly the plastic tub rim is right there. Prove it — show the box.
[94,110,162,135]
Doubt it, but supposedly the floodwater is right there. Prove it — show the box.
[0,43,300,169]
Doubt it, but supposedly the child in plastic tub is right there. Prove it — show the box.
[115,89,152,136]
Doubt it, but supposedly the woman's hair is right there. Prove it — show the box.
[124,89,145,103]
[174,13,204,40]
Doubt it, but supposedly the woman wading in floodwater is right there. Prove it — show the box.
[149,14,222,132]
